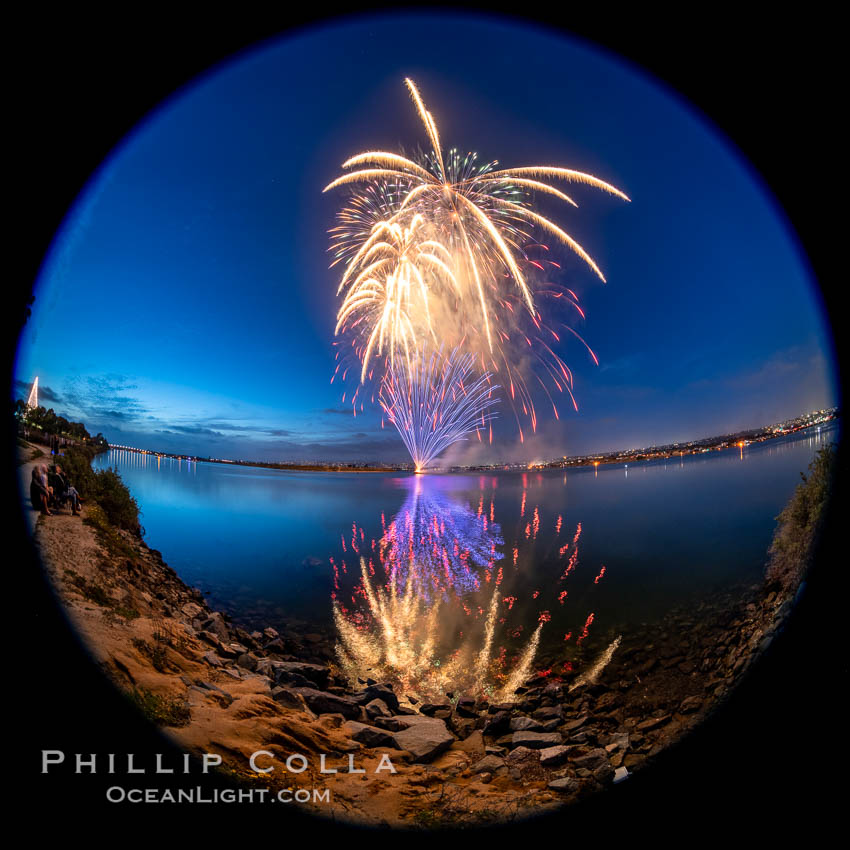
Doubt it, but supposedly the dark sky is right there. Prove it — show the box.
[15,13,837,462]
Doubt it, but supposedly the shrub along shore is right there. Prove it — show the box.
[27,430,836,825]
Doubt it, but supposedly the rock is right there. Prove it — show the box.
[262,627,279,640]
[456,697,478,717]
[220,667,242,680]
[454,730,485,754]
[613,766,629,784]
[489,702,517,713]
[636,714,671,732]
[532,705,564,721]
[593,762,615,784]
[202,613,231,641]
[543,682,565,700]
[237,653,258,671]
[511,731,563,749]
[343,721,399,749]
[679,696,702,714]
[483,711,511,735]
[510,716,544,732]
[201,651,222,667]
[392,717,455,763]
[270,686,311,712]
[365,698,392,719]
[419,702,452,716]
[372,716,409,732]
[449,717,477,739]
[539,745,572,767]
[506,746,538,764]
[357,683,400,712]
[272,661,330,689]
[548,777,579,793]
[471,755,505,774]
[293,688,361,719]
[602,732,630,752]
[562,714,589,732]
[181,602,203,619]
[572,748,611,772]
[595,692,622,711]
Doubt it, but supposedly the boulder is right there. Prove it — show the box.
[356,683,400,712]
[510,716,544,732]
[201,612,231,641]
[548,777,579,793]
[391,717,455,763]
[562,714,589,732]
[365,698,392,719]
[679,696,702,714]
[533,705,564,721]
[272,661,330,689]
[482,711,511,735]
[510,731,563,749]
[343,721,399,749]
[293,687,361,719]
[571,748,610,772]
[471,755,505,774]
[636,714,671,732]
[419,702,452,716]
[270,686,312,713]
[539,745,572,767]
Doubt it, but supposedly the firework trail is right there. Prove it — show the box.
[325,78,629,440]
[379,346,499,472]
[334,558,543,703]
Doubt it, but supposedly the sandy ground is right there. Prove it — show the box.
[30,482,564,827]
[25,437,794,828]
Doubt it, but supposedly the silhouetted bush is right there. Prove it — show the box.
[766,443,836,591]
[93,467,141,533]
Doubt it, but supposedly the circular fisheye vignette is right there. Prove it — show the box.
[15,11,840,827]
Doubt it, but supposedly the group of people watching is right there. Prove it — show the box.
[30,463,83,516]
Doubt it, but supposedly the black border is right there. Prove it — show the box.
[8,7,844,838]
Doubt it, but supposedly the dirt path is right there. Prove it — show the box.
[17,440,46,535]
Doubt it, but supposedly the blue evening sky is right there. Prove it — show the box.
[15,12,837,462]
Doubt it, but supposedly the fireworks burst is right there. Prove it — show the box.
[379,347,499,472]
[326,78,629,442]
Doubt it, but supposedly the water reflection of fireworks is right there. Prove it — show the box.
[331,476,616,702]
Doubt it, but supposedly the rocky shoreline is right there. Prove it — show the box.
[24,412,816,827]
[30,478,804,829]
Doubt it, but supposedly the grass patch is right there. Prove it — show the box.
[127,687,191,727]
[132,637,171,673]
[63,567,139,621]
[83,504,137,560]
[63,568,113,607]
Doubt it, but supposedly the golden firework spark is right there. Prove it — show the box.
[334,557,543,703]
[325,79,629,438]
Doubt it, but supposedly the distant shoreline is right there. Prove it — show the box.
[103,412,839,476]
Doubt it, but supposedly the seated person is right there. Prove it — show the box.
[48,465,69,511]
[66,481,84,516]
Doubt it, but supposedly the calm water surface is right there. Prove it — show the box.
[92,423,837,652]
